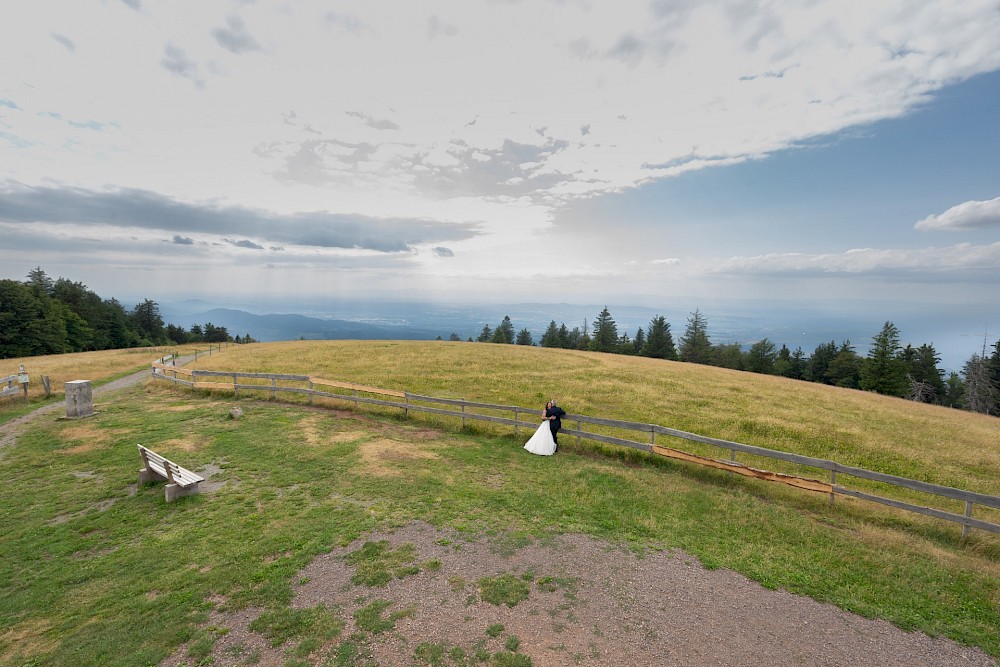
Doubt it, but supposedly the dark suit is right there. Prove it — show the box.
[547,404,566,445]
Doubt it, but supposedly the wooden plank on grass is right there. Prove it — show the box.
[652,445,834,494]
[309,377,405,398]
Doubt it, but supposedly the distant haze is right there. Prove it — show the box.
[159,297,988,373]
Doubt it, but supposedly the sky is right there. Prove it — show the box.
[2,0,1000,351]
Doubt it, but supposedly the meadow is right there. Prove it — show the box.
[0,345,208,425]
[0,340,997,666]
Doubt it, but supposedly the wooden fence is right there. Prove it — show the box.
[1,374,22,401]
[151,360,1000,540]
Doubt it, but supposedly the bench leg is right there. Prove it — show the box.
[165,482,200,502]
[139,468,166,485]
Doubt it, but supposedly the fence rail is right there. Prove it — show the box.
[152,363,1000,539]
[0,374,23,401]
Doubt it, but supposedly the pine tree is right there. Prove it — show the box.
[642,315,677,360]
[516,328,534,346]
[859,322,908,396]
[540,320,560,347]
[491,315,515,344]
[632,327,646,355]
[746,338,777,374]
[963,353,998,415]
[903,343,946,403]
[589,306,619,353]
[943,372,966,409]
[805,341,838,384]
[786,347,807,380]
[476,324,493,342]
[557,323,570,348]
[679,309,712,364]
[711,343,743,370]
[826,341,861,388]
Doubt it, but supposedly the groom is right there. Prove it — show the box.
[547,399,567,450]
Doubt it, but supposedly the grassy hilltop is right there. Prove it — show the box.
[0,340,998,665]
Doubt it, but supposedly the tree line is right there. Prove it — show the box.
[0,268,255,359]
[444,306,1000,416]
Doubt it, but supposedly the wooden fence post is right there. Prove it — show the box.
[830,470,837,506]
[577,419,581,446]
[309,381,314,405]
[233,373,238,397]
[271,378,277,400]
[461,400,466,430]
[963,501,973,541]
[514,408,519,438]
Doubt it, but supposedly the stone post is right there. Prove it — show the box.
[65,380,94,419]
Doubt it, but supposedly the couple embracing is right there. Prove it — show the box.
[523,399,566,456]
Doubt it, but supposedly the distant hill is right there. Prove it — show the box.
[172,308,441,342]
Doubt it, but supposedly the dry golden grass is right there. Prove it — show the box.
[189,340,999,497]
[1,346,195,401]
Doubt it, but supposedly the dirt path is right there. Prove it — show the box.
[167,521,996,667]
[0,361,186,455]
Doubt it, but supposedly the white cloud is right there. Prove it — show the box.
[712,243,1000,277]
[915,197,1000,231]
[1,0,1000,303]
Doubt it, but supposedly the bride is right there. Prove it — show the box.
[523,401,557,456]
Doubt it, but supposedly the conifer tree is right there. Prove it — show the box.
[540,320,560,347]
[516,328,534,346]
[963,353,998,414]
[632,327,646,355]
[476,324,493,342]
[642,315,677,360]
[589,306,619,353]
[859,322,908,396]
[826,341,861,388]
[679,309,712,364]
[746,338,777,374]
[492,315,515,344]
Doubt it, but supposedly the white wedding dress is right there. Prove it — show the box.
[523,420,557,456]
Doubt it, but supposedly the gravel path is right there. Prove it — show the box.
[167,521,996,667]
[2,365,995,666]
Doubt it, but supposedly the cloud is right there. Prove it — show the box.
[410,138,573,198]
[607,32,644,65]
[0,183,481,253]
[0,99,21,110]
[427,15,458,40]
[325,12,366,34]
[224,238,265,250]
[172,235,194,245]
[121,0,141,10]
[161,44,203,87]
[38,111,118,131]
[212,15,261,54]
[712,243,1000,278]
[51,33,76,52]
[432,247,454,257]
[914,197,1000,231]
[345,111,399,131]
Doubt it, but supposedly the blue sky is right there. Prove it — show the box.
[1,0,999,359]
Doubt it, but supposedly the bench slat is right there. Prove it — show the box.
[137,445,205,488]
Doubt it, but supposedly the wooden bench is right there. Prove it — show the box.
[137,444,205,502]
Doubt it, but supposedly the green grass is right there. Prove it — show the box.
[478,574,531,608]
[0,342,998,665]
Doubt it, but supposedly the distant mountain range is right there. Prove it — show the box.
[163,307,442,342]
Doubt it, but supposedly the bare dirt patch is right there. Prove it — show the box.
[160,436,203,452]
[168,522,997,667]
[357,438,439,477]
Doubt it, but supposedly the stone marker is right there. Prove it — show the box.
[65,380,94,418]
[229,407,244,420]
